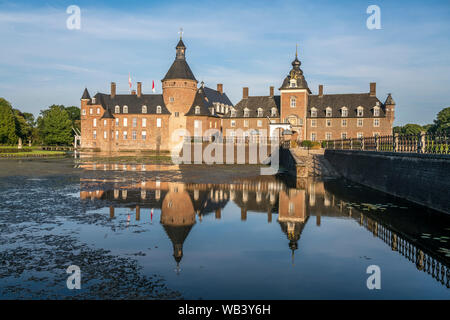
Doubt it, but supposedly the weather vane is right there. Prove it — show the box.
[178,27,183,39]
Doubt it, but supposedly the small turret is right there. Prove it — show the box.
[384,93,395,124]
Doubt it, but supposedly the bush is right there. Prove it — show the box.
[0,147,32,153]
[300,140,321,149]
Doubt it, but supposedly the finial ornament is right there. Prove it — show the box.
[296,43,298,58]
[178,27,183,39]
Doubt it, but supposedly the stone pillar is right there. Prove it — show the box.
[136,205,140,221]
[241,208,247,221]
[420,131,426,153]
[394,133,399,152]
[215,209,221,220]
[109,206,115,219]
[268,210,272,223]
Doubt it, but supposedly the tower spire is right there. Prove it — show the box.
[296,43,298,58]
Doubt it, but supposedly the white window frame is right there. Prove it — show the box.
[341,119,347,127]
[115,105,120,113]
[142,118,147,127]
[142,105,147,114]
[123,105,128,114]
[341,107,348,117]
[290,97,296,108]
[123,118,128,127]
[156,106,162,114]
[311,119,317,127]
[357,107,364,117]
[257,120,262,127]
[357,119,363,127]
[374,118,380,127]
[156,118,161,128]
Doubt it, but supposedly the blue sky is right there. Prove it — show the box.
[0,0,449,125]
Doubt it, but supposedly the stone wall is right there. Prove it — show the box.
[324,150,450,214]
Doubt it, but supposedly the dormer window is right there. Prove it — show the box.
[341,107,348,117]
[115,105,120,114]
[257,108,263,117]
[290,97,296,108]
[357,106,364,117]
[142,105,147,114]
[326,107,332,117]
[231,110,236,117]
[195,106,201,115]
[221,104,225,113]
[123,105,128,114]
[311,107,317,117]
[290,79,297,88]
[156,106,162,114]
[271,108,277,117]
[373,106,380,117]
[244,108,249,117]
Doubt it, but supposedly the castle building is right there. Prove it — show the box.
[80,37,395,152]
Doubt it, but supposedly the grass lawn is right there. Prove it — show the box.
[0,150,66,157]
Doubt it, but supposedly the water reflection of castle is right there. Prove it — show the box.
[79,163,450,287]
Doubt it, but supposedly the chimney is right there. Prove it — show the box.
[243,87,249,99]
[370,82,376,97]
[318,84,323,97]
[217,83,223,95]
[270,86,274,97]
[137,82,142,97]
[131,90,136,95]
[111,82,116,98]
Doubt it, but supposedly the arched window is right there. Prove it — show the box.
[123,105,128,114]
[310,107,317,117]
[341,107,348,117]
[357,106,364,117]
[115,105,120,113]
[271,108,277,117]
[142,105,147,114]
[195,106,201,115]
[290,97,296,108]
[257,108,263,117]
[373,106,380,117]
[290,79,297,88]
[156,106,162,114]
[326,107,332,117]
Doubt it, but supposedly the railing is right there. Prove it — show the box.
[324,131,450,154]
[184,136,282,145]
[359,214,450,288]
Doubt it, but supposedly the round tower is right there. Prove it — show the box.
[162,35,198,145]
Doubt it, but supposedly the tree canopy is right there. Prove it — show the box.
[0,98,19,144]
[37,105,74,145]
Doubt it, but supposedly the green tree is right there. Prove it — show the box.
[37,105,73,145]
[13,109,34,144]
[65,106,80,127]
[0,98,19,144]
[432,107,450,133]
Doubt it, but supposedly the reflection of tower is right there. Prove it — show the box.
[278,188,308,265]
[160,184,196,273]
[278,218,309,265]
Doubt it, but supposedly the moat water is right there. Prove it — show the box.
[0,157,449,299]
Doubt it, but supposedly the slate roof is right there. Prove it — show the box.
[230,96,281,118]
[279,54,311,93]
[203,86,233,106]
[81,88,91,100]
[185,87,218,117]
[162,59,197,81]
[307,93,385,118]
[100,107,115,119]
[93,93,171,115]
[385,93,395,105]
